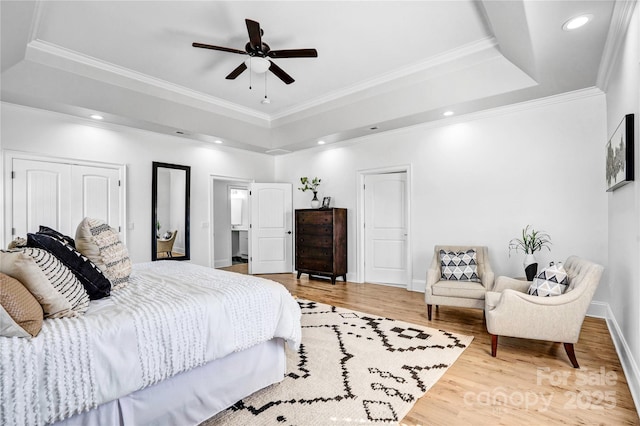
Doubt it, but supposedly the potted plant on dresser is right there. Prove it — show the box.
[508,225,552,281]
[298,176,322,208]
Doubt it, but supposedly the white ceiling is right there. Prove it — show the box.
[0,1,618,154]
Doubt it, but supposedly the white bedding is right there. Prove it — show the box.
[0,262,301,426]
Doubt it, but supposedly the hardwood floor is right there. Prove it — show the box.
[220,265,639,425]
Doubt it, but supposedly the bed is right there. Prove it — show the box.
[0,261,302,426]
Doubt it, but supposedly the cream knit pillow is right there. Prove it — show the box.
[76,217,131,290]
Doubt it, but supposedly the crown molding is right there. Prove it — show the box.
[596,0,637,91]
[270,37,499,121]
[25,39,272,125]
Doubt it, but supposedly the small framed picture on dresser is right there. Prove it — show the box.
[321,197,331,208]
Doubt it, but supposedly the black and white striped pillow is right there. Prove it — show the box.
[20,247,90,315]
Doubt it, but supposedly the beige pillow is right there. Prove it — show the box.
[20,247,90,315]
[0,272,43,337]
[0,251,73,318]
[76,217,131,290]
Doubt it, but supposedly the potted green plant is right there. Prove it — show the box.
[298,177,322,208]
[509,225,552,280]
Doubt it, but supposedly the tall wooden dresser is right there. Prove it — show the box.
[295,208,347,284]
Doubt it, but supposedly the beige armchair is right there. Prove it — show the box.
[425,245,494,320]
[485,255,604,368]
[157,230,177,258]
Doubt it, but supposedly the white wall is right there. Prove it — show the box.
[276,92,609,298]
[0,102,275,266]
[604,4,640,409]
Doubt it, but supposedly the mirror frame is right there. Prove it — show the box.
[151,161,191,261]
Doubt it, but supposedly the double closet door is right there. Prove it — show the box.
[9,156,124,243]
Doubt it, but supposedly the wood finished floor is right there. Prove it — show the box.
[220,264,639,425]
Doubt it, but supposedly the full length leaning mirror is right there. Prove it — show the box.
[152,162,190,261]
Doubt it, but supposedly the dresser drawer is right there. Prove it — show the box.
[296,224,333,236]
[296,234,333,248]
[296,211,333,225]
[296,257,333,272]
[296,246,333,259]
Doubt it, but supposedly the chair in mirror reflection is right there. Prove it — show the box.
[157,230,178,258]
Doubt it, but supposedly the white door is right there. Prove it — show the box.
[364,172,409,286]
[12,159,72,237]
[249,183,293,274]
[71,165,121,233]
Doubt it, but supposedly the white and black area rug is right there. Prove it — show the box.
[209,300,473,425]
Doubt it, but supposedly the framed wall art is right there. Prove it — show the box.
[606,114,634,192]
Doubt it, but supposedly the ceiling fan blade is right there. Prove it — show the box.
[192,42,247,55]
[268,60,294,84]
[267,49,318,58]
[225,62,248,80]
[245,19,262,50]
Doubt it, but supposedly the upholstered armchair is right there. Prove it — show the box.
[157,230,177,258]
[425,245,495,320]
[485,255,604,368]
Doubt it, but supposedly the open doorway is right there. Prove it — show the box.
[210,176,252,271]
[210,177,293,276]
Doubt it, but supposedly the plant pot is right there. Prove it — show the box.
[524,253,538,281]
[310,191,320,209]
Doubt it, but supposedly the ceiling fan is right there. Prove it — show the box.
[192,19,318,85]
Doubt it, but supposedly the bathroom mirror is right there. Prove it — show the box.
[152,162,190,261]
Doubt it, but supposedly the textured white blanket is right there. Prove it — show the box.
[0,262,301,426]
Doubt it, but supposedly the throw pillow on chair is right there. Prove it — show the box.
[527,262,569,297]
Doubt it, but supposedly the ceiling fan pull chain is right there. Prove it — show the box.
[249,58,252,90]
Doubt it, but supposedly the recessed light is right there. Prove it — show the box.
[175,131,184,135]
[317,140,326,145]
[370,126,379,130]
[90,114,103,120]
[443,111,454,117]
[562,14,593,31]
[214,140,223,144]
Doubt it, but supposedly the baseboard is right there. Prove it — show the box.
[586,300,609,318]
[410,279,426,293]
[214,259,231,268]
[603,303,640,414]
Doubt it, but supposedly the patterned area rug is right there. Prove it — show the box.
[206,300,473,425]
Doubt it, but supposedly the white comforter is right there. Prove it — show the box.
[0,262,301,426]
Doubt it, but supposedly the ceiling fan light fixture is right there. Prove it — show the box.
[245,57,270,74]
[562,14,593,31]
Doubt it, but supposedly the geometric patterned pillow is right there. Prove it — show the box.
[440,249,481,282]
[26,233,111,300]
[20,247,90,315]
[75,217,131,291]
[528,262,569,297]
